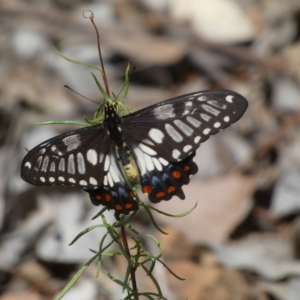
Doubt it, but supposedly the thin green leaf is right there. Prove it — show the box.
[69,224,105,245]
[146,235,163,257]
[54,253,98,300]
[157,258,185,281]
[125,223,139,235]
[141,265,163,298]
[114,211,137,227]
[105,270,133,291]
[53,48,102,73]
[147,201,198,218]
[91,207,108,220]
[36,120,91,126]
[119,64,130,103]
[141,203,168,235]
[91,73,111,103]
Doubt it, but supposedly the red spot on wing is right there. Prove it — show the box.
[172,170,182,179]
[105,194,111,202]
[142,185,152,194]
[167,186,176,193]
[115,204,122,210]
[130,192,135,199]
[184,165,190,172]
[125,203,133,209]
[156,191,165,198]
[96,195,102,201]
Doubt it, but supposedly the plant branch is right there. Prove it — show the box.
[121,224,138,293]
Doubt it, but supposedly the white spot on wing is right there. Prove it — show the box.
[104,176,108,186]
[159,157,169,166]
[87,149,97,166]
[110,163,120,183]
[34,156,43,171]
[173,119,193,136]
[139,143,157,156]
[58,158,65,172]
[77,152,85,174]
[79,180,87,186]
[214,122,221,128]
[25,162,31,169]
[69,178,75,184]
[49,177,55,183]
[99,153,104,163]
[58,176,65,182]
[89,177,98,185]
[68,154,75,174]
[186,116,201,128]
[202,104,220,116]
[153,104,175,119]
[63,134,81,152]
[40,176,45,182]
[197,95,208,101]
[142,139,155,146]
[224,116,230,122]
[194,136,201,143]
[183,145,192,153]
[203,128,211,135]
[41,156,49,172]
[50,162,55,172]
[133,147,146,176]
[39,149,46,155]
[200,113,211,122]
[149,128,164,144]
[172,149,181,160]
[165,124,183,142]
[226,95,234,103]
[152,157,162,171]
[208,100,227,109]
[144,154,154,171]
[104,155,111,171]
[107,172,113,187]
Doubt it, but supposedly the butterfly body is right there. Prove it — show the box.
[21,90,248,219]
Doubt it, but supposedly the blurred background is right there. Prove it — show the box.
[1,0,300,299]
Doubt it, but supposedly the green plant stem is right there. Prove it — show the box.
[121,225,137,293]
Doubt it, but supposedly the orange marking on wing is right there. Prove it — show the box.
[156,191,165,198]
[115,204,122,210]
[142,185,152,194]
[184,165,190,172]
[95,195,102,201]
[130,192,135,199]
[168,186,176,193]
[172,170,182,179]
[125,203,133,209]
[105,193,111,202]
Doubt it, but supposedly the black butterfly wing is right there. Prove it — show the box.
[121,90,248,202]
[21,124,109,188]
[122,90,248,162]
[21,124,138,218]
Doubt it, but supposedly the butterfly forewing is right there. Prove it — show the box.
[21,124,111,189]
[121,90,248,162]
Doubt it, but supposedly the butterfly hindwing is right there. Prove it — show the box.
[86,148,139,219]
[135,151,198,203]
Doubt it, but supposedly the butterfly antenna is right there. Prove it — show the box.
[64,85,100,105]
[83,10,110,98]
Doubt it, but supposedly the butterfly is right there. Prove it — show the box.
[21,90,248,219]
